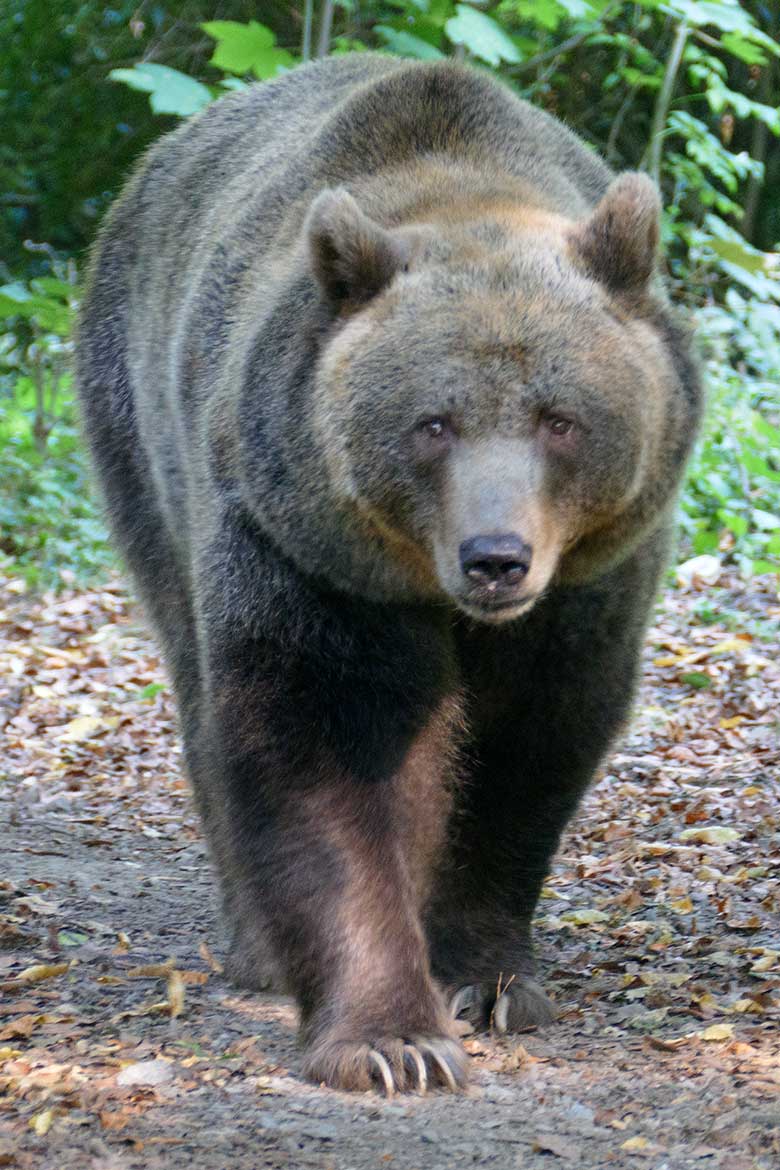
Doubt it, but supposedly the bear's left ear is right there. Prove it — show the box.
[306,187,409,311]
[570,173,661,293]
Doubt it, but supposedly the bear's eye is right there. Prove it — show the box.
[417,416,453,441]
[413,416,456,458]
[542,413,576,438]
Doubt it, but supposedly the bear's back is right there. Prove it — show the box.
[102,56,617,305]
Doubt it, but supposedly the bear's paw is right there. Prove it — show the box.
[301,1033,468,1096]
[450,978,556,1033]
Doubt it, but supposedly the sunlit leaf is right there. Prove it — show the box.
[202,20,294,78]
[679,826,741,844]
[109,65,212,116]
[445,5,521,66]
[374,26,445,59]
[697,1023,734,1041]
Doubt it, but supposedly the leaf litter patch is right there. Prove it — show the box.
[0,569,778,1168]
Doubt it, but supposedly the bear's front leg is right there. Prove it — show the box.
[429,562,662,1034]
[293,778,466,1094]
[191,599,467,1095]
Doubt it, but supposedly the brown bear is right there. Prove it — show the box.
[77,53,701,1094]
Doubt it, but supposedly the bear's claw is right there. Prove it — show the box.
[403,1044,428,1094]
[450,978,556,1032]
[368,1049,395,1096]
[416,1039,459,1092]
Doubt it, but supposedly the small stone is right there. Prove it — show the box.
[116,1058,173,1087]
[482,1084,516,1104]
[300,1121,338,1140]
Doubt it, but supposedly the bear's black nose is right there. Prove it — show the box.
[459,534,532,588]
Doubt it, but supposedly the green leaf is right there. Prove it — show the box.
[752,509,780,532]
[742,451,780,482]
[753,415,780,445]
[58,930,89,947]
[389,0,431,12]
[707,238,771,276]
[717,509,748,536]
[681,671,712,689]
[202,20,273,71]
[693,529,720,554]
[0,281,33,304]
[202,20,294,78]
[0,284,73,333]
[375,26,445,59]
[109,65,212,117]
[445,5,521,66]
[29,277,76,300]
[251,48,295,80]
[507,0,564,31]
[555,0,594,16]
[137,682,166,701]
[720,33,767,66]
[666,0,780,56]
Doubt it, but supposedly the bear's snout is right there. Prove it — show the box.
[459,533,532,591]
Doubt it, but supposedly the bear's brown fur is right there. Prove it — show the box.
[77,54,701,1093]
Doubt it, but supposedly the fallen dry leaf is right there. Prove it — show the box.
[697,1024,735,1041]
[679,827,741,845]
[167,969,185,1019]
[1,962,69,990]
[54,714,118,742]
[198,941,223,974]
[621,1136,650,1152]
[29,1108,55,1136]
[126,961,176,979]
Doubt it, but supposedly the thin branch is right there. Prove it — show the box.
[742,56,773,243]
[316,0,334,59]
[508,29,592,77]
[691,28,722,51]
[0,194,39,206]
[302,0,314,62]
[606,84,640,164]
[646,20,689,185]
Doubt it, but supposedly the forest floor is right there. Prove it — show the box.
[0,568,779,1170]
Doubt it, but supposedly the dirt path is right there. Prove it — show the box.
[1,572,779,1169]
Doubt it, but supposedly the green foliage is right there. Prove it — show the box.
[108,20,296,117]
[0,373,113,589]
[0,267,113,588]
[681,292,780,577]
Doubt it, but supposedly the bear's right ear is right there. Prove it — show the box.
[306,188,409,311]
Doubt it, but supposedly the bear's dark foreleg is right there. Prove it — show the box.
[189,574,468,1093]
[429,542,666,1032]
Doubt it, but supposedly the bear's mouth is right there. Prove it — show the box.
[456,592,540,624]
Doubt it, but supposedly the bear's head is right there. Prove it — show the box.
[305,174,697,623]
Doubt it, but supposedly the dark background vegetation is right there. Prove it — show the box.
[1,0,779,588]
